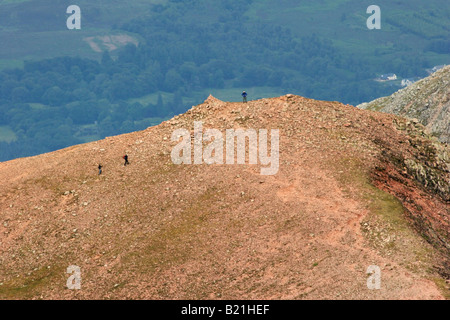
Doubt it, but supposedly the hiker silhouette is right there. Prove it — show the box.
[98,164,103,175]
[123,154,129,166]
[242,91,247,103]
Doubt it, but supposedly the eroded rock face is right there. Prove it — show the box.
[404,156,449,202]
[394,118,450,201]
[372,116,449,255]
[358,65,450,144]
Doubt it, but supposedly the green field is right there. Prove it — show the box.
[0,0,164,62]
[248,0,449,64]
[0,59,23,70]
[0,0,447,65]
[129,92,175,107]
[0,0,32,4]
[0,126,17,142]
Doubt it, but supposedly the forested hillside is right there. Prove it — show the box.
[0,0,448,161]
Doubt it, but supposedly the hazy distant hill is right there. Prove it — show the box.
[0,0,448,162]
[1,0,448,68]
[358,66,449,144]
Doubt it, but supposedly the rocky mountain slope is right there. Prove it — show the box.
[358,65,449,144]
[0,95,449,299]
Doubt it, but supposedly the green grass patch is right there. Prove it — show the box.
[330,156,446,296]
[333,157,409,231]
[29,103,50,110]
[365,186,407,230]
[0,0,32,4]
[432,277,450,300]
[0,264,65,299]
[120,187,223,276]
[128,92,175,106]
[0,59,23,70]
[0,126,18,142]
[247,0,449,65]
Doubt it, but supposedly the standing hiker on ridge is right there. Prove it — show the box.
[98,164,103,175]
[242,91,247,103]
[123,154,129,166]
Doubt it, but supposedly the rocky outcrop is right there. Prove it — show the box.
[358,65,450,144]
[371,116,449,257]
[395,118,450,201]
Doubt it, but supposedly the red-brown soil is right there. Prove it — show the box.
[0,95,448,299]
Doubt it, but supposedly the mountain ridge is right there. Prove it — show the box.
[0,94,448,299]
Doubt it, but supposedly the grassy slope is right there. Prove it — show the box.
[0,0,167,66]
[0,0,448,67]
[247,0,449,68]
[0,125,17,142]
